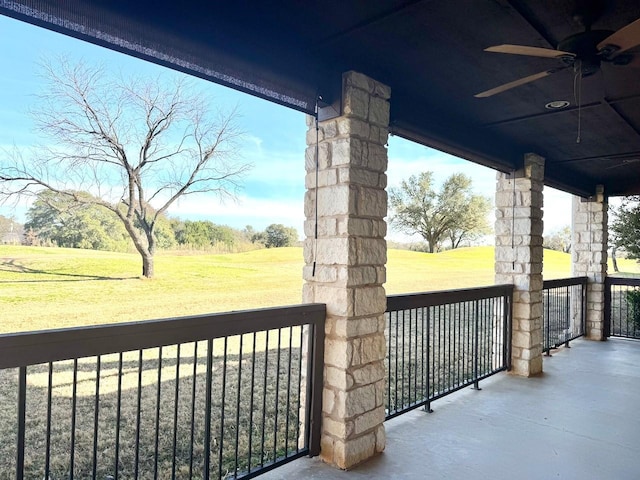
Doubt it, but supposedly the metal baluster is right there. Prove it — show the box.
[16,366,27,480]
[234,335,244,477]
[189,341,198,480]
[154,347,163,480]
[172,344,181,480]
[135,350,143,480]
[45,362,53,480]
[93,356,101,480]
[115,353,123,480]
[218,337,228,480]
[70,360,78,480]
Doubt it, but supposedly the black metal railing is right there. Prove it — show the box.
[385,285,513,420]
[542,277,587,354]
[0,304,325,480]
[606,277,640,339]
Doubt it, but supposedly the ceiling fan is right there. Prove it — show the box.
[475,6,640,98]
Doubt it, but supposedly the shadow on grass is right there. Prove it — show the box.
[0,258,135,282]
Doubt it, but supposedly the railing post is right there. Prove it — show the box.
[604,278,611,339]
[564,286,571,348]
[472,300,481,390]
[545,289,552,356]
[16,366,26,480]
[424,307,433,413]
[308,320,325,456]
[504,291,512,371]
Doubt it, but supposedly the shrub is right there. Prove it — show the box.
[626,289,640,329]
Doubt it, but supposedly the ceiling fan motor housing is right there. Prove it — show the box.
[558,29,615,75]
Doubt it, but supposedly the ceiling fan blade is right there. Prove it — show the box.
[485,44,575,59]
[598,18,640,54]
[474,68,564,98]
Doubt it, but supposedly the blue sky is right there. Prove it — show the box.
[0,14,572,240]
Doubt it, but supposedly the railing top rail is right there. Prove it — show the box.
[0,303,326,370]
[386,284,513,311]
[543,276,588,289]
[606,276,640,287]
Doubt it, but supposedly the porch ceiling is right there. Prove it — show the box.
[2,0,640,197]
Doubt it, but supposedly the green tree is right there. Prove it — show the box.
[610,196,640,260]
[389,172,492,253]
[1,59,249,277]
[261,224,298,248]
[544,226,572,253]
[24,190,129,251]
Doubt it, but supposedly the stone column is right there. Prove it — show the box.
[303,71,390,469]
[495,154,544,377]
[571,186,608,340]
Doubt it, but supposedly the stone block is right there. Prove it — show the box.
[344,383,377,417]
[356,187,387,218]
[356,238,387,266]
[314,285,354,317]
[306,168,338,190]
[321,119,338,139]
[366,144,388,172]
[338,217,373,237]
[303,264,338,283]
[323,416,352,439]
[344,71,375,94]
[375,424,386,453]
[353,406,385,436]
[343,85,370,120]
[354,334,386,365]
[351,362,386,386]
[337,117,370,139]
[334,432,377,470]
[324,337,354,370]
[304,218,338,237]
[317,184,354,217]
[372,80,391,100]
[323,387,336,415]
[332,137,363,167]
[339,166,380,187]
[512,331,532,349]
[354,287,387,317]
[369,96,390,126]
[338,265,378,287]
[325,365,354,392]
[332,315,382,338]
[314,237,356,265]
[377,127,389,145]
[306,125,324,144]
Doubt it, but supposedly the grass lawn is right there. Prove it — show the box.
[1,244,638,478]
[1,244,638,334]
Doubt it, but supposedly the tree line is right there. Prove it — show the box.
[0,190,298,252]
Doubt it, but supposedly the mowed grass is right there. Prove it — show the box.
[1,244,638,334]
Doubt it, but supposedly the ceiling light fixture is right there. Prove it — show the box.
[545,100,570,109]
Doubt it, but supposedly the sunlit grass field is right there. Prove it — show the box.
[1,245,638,333]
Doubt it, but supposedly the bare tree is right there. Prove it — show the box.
[1,59,250,277]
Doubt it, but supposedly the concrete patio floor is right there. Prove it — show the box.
[263,338,640,480]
